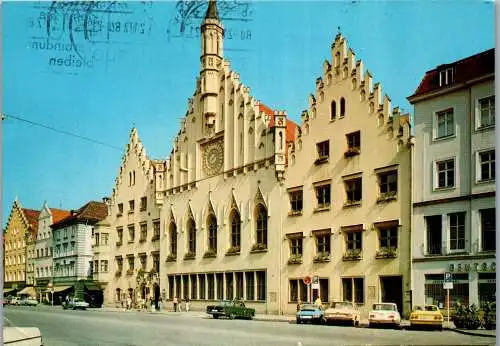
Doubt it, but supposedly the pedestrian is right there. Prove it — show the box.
[296,299,302,312]
[126,296,132,310]
[173,296,178,312]
[314,296,322,307]
[185,298,190,312]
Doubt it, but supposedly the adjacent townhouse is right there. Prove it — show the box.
[50,201,107,304]
[91,200,112,306]
[159,1,296,315]
[408,49,496,308]
[3,199,39,295]
[106,129,166,308]
[33,202,71,302]
[282,33,413,318]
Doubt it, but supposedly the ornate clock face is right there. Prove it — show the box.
[203,140,224,176]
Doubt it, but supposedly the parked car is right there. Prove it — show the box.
[4,296,14,305]
[296,304,325,324]
[10,297,21,306]
[324,301,360,326]
[206,299,255,319]
[409,305,443,330]
[368,303,401,328]
[24,298,39,306]
[62,297,90,310]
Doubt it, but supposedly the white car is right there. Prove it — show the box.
[323,301,360,326]
[63,297,90,310]
[368,302,401,328]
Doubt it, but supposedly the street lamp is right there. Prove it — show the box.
[48,282,54,306]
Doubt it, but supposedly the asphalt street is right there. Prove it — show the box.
[3,305,495,346]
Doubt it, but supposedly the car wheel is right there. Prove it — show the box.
[213,315,219,319]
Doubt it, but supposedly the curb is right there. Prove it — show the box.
[253,317,293,323]
[450,328,496,338]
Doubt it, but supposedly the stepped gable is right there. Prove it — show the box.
[51,201,108,229]
[290,31,412,150]
[21,208,40,231]
[410,48,494,98]
[112,127,154,200]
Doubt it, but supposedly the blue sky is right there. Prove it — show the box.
[2,1,494,224]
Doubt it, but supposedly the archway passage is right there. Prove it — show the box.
[154,283,160,309]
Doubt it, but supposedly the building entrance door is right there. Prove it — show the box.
[380,276,403,314]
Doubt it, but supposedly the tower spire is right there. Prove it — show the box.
[205,0,219,21]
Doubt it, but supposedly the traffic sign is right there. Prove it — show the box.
[443,282,453,290]
[312,275,320,289]
[444,272,453,283]
[303,276,312,285]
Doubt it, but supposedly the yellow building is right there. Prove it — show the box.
[282,33,413,318]
[4,199,40,295]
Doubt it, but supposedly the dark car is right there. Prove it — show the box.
[206,299,255,320]
[296,304,325,324]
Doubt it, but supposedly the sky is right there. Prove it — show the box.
[2,0,495,226]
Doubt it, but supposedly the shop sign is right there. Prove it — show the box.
[449,261,495,273]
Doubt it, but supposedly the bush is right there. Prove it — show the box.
[481,301,496,330]
[453,302,482,330]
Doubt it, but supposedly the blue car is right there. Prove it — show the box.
[296,304,325,324]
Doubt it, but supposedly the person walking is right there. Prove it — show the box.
[296,299,302,312]
[173,296,178,312]
[185,298,190,312]
[314,296,322,308]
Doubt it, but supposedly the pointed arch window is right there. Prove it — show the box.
[340,97,346,117]
[230,210,241,248]
[169,222,177,256]
[187,219,196,254]
[255,204,268,247]
[330,100,337,120]
[208,214,217,252]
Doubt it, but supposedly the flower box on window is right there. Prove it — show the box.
[376,191,397,203]
[288,210,303,217]
[250,243,268,253]
[116,241,123,247]
[126,269,134,276]
[343,200,361,208]
[314,156,329,165]
[139,237,146,243]
[115,270,122,277]
[287,254,303,265]
[165,253,177,262]
[313,252,330,263]
[343,249,362,261]
[344,147,360,158]
[151,235,160,242]
[183,251,195,260]
[203,249,217,259]
[375,247,398,259]
[225,245,241,256]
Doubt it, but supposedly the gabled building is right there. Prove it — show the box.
[159,0,297,315]
[50,201,107,304]
[106,128,166,308]
[282,33,414,318]
[33,202,71,302]
[408,49,495,308]
[3,199,39,295]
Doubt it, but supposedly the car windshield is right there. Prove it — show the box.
[424,305,438,311]
[373,303,396,311]
[300,304,318,310]
[330,302,352,309]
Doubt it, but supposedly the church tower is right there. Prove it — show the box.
[200,0,224,133]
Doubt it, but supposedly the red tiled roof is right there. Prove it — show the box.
[49,208,71,224]
[259,104,298,165]
[22,208,40,231]
[51,201,107,229]
[410,48,494,99]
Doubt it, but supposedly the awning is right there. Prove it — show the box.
[16,286,36,297]
[85,284,101,291]
[45,285,73,293]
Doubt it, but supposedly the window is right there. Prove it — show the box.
[117,203,123,215]
[255,205,268,247]
[128,225,135,242]
[235,272,244,300]
[117,228,123,245]
[139,254,147,270]
[426,215,442,255]
[436,159,455,189]
[94,233,100,246]
[449,212,465,251]
[290,238,303,256]
[169,223,177,255]
[168,276,175,300]
[478,96,495,128]
[140,223,147,241]
[207,274,215,300]
[245,272,255,301]
[199,274,206,300]
[216,273,224,300]
[101,260,108,273]
[481,208,495,251]
[230,210,241,248]
[315,231,331,255]
[116,257,123,271]
[340,97,346,117]
[342,277,364,304]
[152,253,159,272]
[345,131,361,156]
[140,197,147,211]
[128,200,135,213]
[289,189,303,214]
[226,273,234,300]
[191,274,198,300]
[379,226,398,249]
[127,256,134,271]
[319,278,329,303]
[208,215,217,252]
[315,140,329,164]
[436,109,454,138]
[330,101,337,120]
[187,219,196,254]
[256,271,266,301]
[315,184,331,209]
[290,279,299,302]
[425,274,469,308]
[479,150,495,181]
[183,275,189,300]
[439,67,454,86]
[378,170,398,199]
[346,231,362,250]
[478,273,496,306]
[344,177,362,205]
[153,220,160,240]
